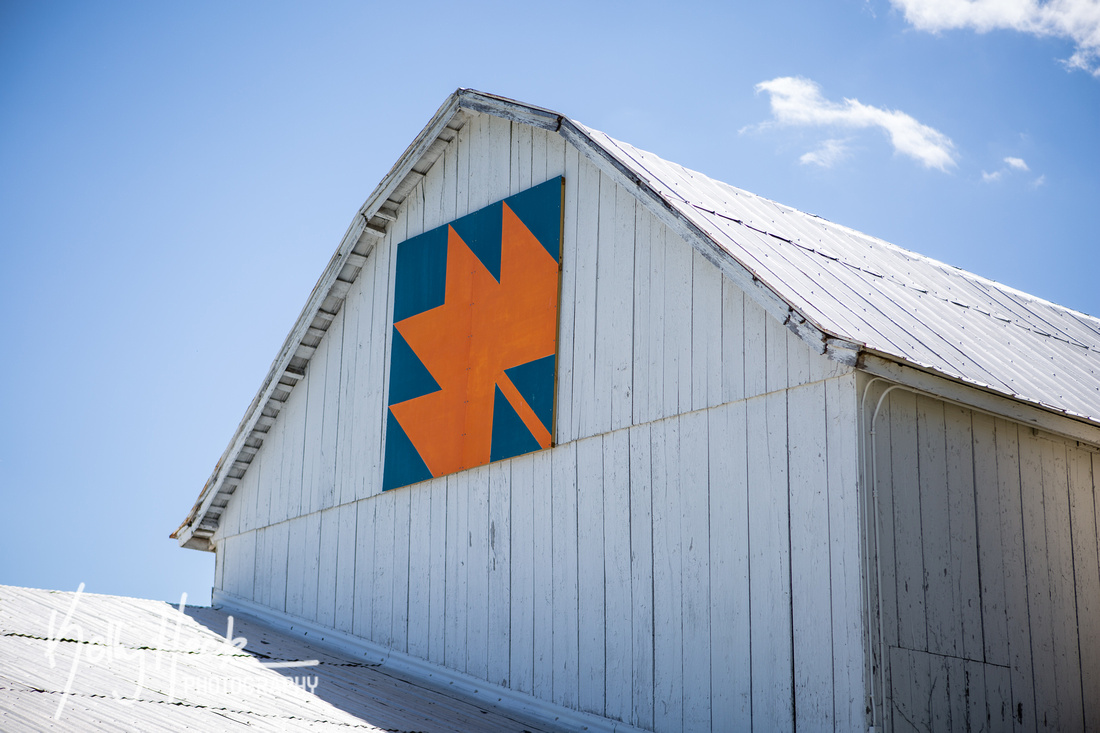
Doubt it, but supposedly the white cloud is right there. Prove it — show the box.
[890,0,1100,76]
[1032,173,1047,186]
[982,155,1039,182]
[754,76,958,170]
[800,138,852,167]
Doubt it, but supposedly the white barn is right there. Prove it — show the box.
[174,90,1100,732]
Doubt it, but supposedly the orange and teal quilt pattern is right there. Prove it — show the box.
[382,176,563,491]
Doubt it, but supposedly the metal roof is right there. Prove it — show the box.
[0,584,565,731]
[174,90,1100,548]
[582,126,1100,424]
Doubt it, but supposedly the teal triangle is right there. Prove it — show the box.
[504,354,555,435]
[450,202,503,281]
[490,385,542,463]
[382,410,433,491]
[388,327,441,406]
[504,176,563,263]
[393,225,448,322]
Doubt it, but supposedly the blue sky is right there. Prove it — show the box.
[2,0,1097,604]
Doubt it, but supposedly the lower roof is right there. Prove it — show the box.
[0,584,566,732]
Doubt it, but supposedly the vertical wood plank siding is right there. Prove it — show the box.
[212,113,868,731]
[875,390,1100,732]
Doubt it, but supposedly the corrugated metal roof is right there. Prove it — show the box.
[581,125,1100,425]
[0,584,563,732]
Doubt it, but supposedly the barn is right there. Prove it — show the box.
[174,90,1100,732]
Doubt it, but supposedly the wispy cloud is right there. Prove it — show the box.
[889,0,1100,76]
[982,155,1036,182]
[800,138,851,167]
[1031,173,1047,187]
[754,76,957,170]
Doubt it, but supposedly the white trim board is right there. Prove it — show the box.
[212,590,649,733]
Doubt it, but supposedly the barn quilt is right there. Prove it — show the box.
[382,177,563,491]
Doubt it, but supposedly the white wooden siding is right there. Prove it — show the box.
[210,113,864,732]
[871,389,1100,732]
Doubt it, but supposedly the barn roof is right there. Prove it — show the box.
[174,89,1100,549]
[0,584,567,731]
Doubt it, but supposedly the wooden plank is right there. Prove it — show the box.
[721,279,745,404]
[352,499,375,638]
[747,391,793,730]
[631,207,653,426]
[510,120,532,195]
[743,297,767,399]
[872,388,897,728]
[334,501,357,633]
[510,455,534,694]
[571,157,600,440]
[237,529,256,602]
[486,114,511,206]
[764,309,788,395]
[1070,449,1100,732]
[301,325,328,515]
[372,490,395,647]
[651,417,683,733]
[487,460,511,687]
[391,487,411,653]
[421,133,446,232]
[708,402,751,731]
[592,172,617,436]
[610,182,636,431]
[786,326,811,388]
[317,507,339,628]
[826,374,865,731]
[302,511,321,621]
[890,391,927,652]
[679,410,711,732]
[282,373,309,521]
[944,405,983,661]
[427,477,447,666]
[253,526,268,608]
[664,224,692,417]
[963,659,989,732]
[543,124,567,180]
[1019,428,1057,729]
[445,472,468,671]
[556,145,580,444]
[984,661,1014,730]
[993,419,1036,732]
[576,434,606,716]
[263,411,286,528]
[318,305,344,510]
[365,226,394,497]
[335,279,361,506]
[603,428,632,722]
[1040,439,1084,731]
[406,484,431,659]
[691,248,722,411]
[551,440,580,709]
[269,521,289,613]
[629,423,655,731]
[645,212,668,423]
[531,451,554,699]
[788,381,833,729]
[466,465,490,681]
[972,413,1010,666]
[350,258,377,503]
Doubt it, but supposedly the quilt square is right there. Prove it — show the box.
[382,176,563,491]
